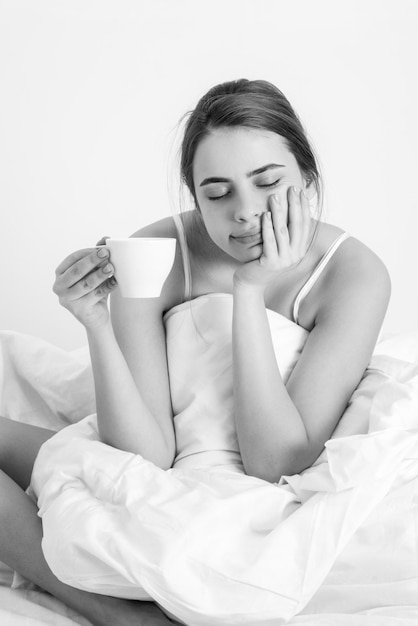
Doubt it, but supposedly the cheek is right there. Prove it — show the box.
[200,213,230,245]
[206,220,225,242]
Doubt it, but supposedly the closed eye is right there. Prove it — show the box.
[207,191,230,201]
[207,178,281,201]
[257,178,281,189]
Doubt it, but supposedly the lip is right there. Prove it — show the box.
[231,229,262,245]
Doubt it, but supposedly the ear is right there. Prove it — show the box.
[302,178,316,200]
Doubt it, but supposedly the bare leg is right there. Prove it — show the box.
[0,416,56,489]
[0,419,176,625]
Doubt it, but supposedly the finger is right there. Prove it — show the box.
[299,190,312,253]
[287,186,303,252]
[62,262,115,302]
[96,235,110,246]
[93,275,118,300]
[274,184,289,221]
[55,248,99,276]
[260,211,278,260]
[269,195,292,263]
[74,276,118,309]
[55,248,111,291]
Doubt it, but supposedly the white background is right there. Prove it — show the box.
[1,0,417,349]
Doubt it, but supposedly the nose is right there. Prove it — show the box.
[233,193,264,223]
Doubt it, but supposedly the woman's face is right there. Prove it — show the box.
[192,126,310,263]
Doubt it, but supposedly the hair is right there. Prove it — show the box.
[180,78,322,209]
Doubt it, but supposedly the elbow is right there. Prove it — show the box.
[159,443,176,470]
[161,431,177,469]
[136,444,176,470]
[244,441,313,483]
[158,430,177,469]
[245,463,282,484]
[147,438,176,470]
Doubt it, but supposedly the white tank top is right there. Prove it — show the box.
[292,231,351,324]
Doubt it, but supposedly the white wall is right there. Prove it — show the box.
[1,0,417,349]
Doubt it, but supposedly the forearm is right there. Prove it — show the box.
[86,321,175,469]
[232,285,308,482]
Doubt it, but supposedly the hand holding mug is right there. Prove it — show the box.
[53,242,116,329]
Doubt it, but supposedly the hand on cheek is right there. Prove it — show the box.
[233,186,312,290]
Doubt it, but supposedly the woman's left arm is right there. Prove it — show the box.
[233,205,391,482]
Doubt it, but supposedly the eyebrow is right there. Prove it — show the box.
[199,163,285,187]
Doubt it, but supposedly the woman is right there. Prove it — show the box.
[0,79,391,625]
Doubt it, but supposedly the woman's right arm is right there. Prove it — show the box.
[85,296,175,469]
[53,223,180,470]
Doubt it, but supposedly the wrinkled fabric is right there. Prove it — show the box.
[0,330,94,429]
[2,296,418,625]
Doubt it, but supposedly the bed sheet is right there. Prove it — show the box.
[1,329,418,625]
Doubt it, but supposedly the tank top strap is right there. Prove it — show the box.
[292,232,351,325]
[172,213,192,302]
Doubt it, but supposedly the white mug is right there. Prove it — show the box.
[102,238,176,298]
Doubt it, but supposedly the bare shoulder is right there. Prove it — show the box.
[131,216,179,239]
[317,229,391,322]
[330,234,391,290]
[294,222,390,330]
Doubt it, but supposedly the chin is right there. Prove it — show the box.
[233,243,263,263]
[212,238,262,264]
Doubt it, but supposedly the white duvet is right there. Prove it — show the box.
[1,296,418,625]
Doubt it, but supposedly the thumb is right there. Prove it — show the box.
[95,235,110,246]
